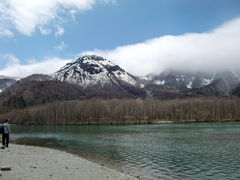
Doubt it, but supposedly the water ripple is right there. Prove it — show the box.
[12,123,240,180]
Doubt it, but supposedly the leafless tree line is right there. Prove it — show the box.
[1,97,240,124]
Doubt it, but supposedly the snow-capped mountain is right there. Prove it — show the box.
[145,70,215,89]
[2,55,239,99]
[144,70,240,96]
[53,55,139,88]
[52,55,240,98]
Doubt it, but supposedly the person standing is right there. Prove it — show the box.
[0,122,4,148]
[2,119,11,148]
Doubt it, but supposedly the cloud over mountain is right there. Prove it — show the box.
[0,54,70,77]
[0,0,115,36]
[83,17,240,76]
[1,17,240,78]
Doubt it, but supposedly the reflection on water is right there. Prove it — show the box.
[12,123,240,180]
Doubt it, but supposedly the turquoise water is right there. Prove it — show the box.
[12,123,240,180]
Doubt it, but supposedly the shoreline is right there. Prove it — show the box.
[9,119,240,125]
[0,144,138,180]
[12,139,175,180]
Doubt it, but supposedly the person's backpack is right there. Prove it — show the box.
[0,125,4,134]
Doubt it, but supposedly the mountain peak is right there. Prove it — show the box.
[79,55,106,62]
[52,55,137,88]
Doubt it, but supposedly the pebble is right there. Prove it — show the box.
[1,144,137,180]
[1,166,11,171]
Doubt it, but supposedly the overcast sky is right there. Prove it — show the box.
[0,0,240,77]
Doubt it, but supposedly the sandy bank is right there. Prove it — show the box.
[0,144,138,180]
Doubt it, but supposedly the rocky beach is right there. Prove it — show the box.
[0,144,137,180]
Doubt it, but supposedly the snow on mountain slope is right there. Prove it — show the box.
[144,70,240,96]
[144,70,215,90]
[0,75,18,92]
[52,55,138,88]
[0,75,20,81]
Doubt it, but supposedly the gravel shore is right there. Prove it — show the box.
[0,144,138,180]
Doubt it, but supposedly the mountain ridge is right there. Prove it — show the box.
[145,69,240,96]
[1,55,240,99]
[52,55,139,88]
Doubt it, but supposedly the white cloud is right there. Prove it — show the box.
[83,17,240,76]
[0,55,70,77]
[1,17,239,78]
[2,54,20,66]
[0,28,14,38]
[0,0,115,36]
[39,26,52,35]
[27,59,37,64]
[55,25,64,37]
[54,41,67,51]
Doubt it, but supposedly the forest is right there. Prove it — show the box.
[1,97,240,125]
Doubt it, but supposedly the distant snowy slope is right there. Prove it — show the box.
[144,70,240,90]
[53,55,138,88]
[0,75,18,92]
